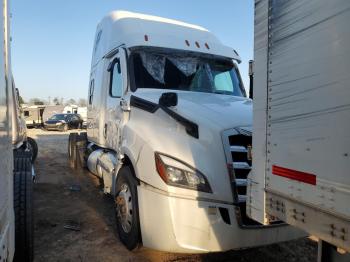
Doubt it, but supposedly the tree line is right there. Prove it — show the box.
[21,97,87,107]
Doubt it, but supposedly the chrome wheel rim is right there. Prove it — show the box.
[116,183,133,233]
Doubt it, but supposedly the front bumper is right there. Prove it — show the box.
[138,185,306,253]
[44,124,64,130]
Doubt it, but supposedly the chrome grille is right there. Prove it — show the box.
[223,128,284,227]
[222,128,261,226]
[229,134,252,203]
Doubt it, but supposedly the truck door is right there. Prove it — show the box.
[105,48,128,151]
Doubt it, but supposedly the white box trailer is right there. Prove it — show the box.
[248,0,350,258]
[22,105,45,128]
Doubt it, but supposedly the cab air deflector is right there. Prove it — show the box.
[130,95,199,139]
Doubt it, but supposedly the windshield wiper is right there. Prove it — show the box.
[213,90,233,95]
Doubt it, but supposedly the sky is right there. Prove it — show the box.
[11,0,253,102]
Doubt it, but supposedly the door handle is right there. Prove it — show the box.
[103,123,107,139]
[120,98,130,112]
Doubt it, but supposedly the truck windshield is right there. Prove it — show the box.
[131,51,245,97]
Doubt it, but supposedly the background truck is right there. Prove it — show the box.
[70,10,306,253]
[247,0,350,260]
[0,0,35,261]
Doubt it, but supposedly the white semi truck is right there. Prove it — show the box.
[248,0,350,260]
[0,0,35,261]
[74,10,306,253]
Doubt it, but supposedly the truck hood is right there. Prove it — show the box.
[132,89,252,131]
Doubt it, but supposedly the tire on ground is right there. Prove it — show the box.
[78,132,87,142]
[76,132,87,168]
[68,133,78,168]
[13,149,34,262]
[27,137,38,163]
[62,124,68,132]
[115,166,141,250]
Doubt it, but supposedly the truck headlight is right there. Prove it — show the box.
[155,152,212,193]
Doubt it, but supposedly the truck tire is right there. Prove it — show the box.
[13,150,34,262]
[68,133,78,168]
[76,133,87,168]
[78,132,87,142]
[115,166,141,250]
[27,137,38,163]
[63,124,68,132]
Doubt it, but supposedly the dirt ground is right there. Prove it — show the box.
[28,128,317,262]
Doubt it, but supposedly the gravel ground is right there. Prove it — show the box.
[28,128,317,262]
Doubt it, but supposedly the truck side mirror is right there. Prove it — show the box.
[248,60,254,99]
[159,92,178,107]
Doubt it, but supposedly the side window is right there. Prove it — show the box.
[24,111,29,117]
[214,71,234,92]
[89,79,94,105]
[109,59,123,98]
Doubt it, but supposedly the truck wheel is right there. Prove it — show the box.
[75,133,87,168]
[68,133,78,168]
[27,137,38,163]
[115,166,141,250]
[79,132,87,141]
[13,150,34,262]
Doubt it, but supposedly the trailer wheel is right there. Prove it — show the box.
[115,166,141,250]
[13,150,34,262]
[27,137,38,163]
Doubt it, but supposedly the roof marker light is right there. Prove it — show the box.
[185,40,190,46]
[205,43,210,49]
[195,41,200,48]
[144,35,149,42]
